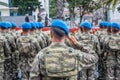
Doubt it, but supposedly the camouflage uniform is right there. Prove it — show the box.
[16,34,41,80]
[94,29,107,80]
[103,33,120,80]
[1,31,17,80]
[36,30,51,48]
[9,30,20,80]
[0,34,11,80]
[30,42,98,80]
[74,32,99,80]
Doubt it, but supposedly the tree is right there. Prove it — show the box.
[75,0,101,23]
[56,0,64,19]
[103,0,119,10]
[49,0,57,18]
[11,0,42,15]
[67,0,76,21]
[0,1,8,7]
[98,0,119,21]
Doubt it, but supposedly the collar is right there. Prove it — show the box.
[50,42,66,47]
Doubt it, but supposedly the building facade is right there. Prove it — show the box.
[0,0,49,18]
[0,0,10,16]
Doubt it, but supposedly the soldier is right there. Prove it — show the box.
[35,22,46,49]
[37,22,51,47]
[30,22,37,37]
[10,22,18,39]
[30,19,98,80]
[0,21,17,80]
[16,22,41,80]
[0,22,12,80]
[94,21,109,80]
[103,22,120,80]
[73,21,99,80]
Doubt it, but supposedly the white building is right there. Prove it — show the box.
[0,0,49,18]
[0,0,10,16]
[110,1,120,23]
[33,0,49,21]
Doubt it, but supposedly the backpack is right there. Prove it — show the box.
[107,35,120,51]
[18,37,34,58]
[44,47,78,78]
[0,37,5,61]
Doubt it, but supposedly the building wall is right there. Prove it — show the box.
[32,0,49,21]
[0,0,10,16]
[0,9,10,16]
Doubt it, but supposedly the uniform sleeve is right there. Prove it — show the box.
[9,37,17,52]
[34,39,41,53]
[30,54,41,80]
[4,40,11,57]
[93,35,101,55]
[75,49,98,68]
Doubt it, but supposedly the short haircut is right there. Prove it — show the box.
[23,29,29,32]
[51,27,66,40]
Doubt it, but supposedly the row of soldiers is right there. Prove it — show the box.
[73,21,120,80]
[0,20,120,80]
[0,21,50,80]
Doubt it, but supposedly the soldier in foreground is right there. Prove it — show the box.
[30,19,98,80]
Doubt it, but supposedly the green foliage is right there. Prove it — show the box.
[117,6,120,12]
[49,0,57,18]
[67,0,101,22]
[0,1,8,7]
[103,0,118,10]
[11,0,42,15]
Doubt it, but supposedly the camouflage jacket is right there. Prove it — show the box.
[67,32,100,55]
[0,34,11,61]
[1,32,17,53]
[30,42,98,80]
[16,34,41,72]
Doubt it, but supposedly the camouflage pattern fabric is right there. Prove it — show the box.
[1,32,17,80]
[9,30,20,80]
[103,33,120,80]
[116,51,120,80]
[17,34,41,80]
[44,47,78,77]
[0,34,11,80]
[74,32,98,80]
[94,29,108,80]
[30,42,98,80]
[35,30,50,49]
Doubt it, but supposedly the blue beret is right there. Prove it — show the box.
[11,22,17,28]
[51,19,69,35]
[0,21,8,29]
[6,21,12,28]
[106,22,111,27]
[22,22,32,30]
[30,22,37,29]
[34,22,39,28]
[80,21,92,30]
[111,22,120,30]
[38,22,43,28]
[99,21,105,27]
